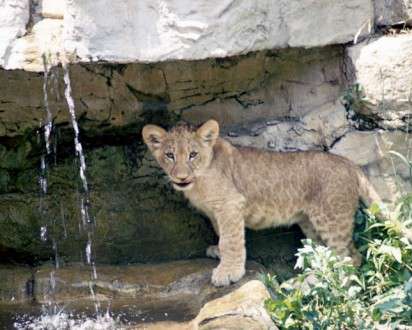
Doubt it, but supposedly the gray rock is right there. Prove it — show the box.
[331,130,412,203]
[345,34,412,131]
[374,0,412,26]
[0,0,373,71]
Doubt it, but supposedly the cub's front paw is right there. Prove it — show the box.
[211,264,245,287]
[206,245,220,259]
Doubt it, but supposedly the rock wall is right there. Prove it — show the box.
[0,0,411,266]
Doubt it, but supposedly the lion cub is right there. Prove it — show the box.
[142,120,381,286]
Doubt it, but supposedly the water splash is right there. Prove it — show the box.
[40,226,48,242]
[13,311,119,330]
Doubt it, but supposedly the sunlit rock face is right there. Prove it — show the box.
[0,0,373,71]
[63,0,373,62]
[345,34,412,131]
[0,0,30,69]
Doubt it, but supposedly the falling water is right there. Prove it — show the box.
[13,59,120,330]
[62,63,91,227]
[34,56,64,322]
[42,54,53,155]
[62,62,100,315]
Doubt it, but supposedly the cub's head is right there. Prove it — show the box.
[142,120,219,191]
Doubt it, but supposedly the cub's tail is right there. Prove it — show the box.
[356,169,382,207]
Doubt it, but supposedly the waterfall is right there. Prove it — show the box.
[62,62,100,314]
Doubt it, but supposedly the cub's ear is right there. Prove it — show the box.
[196,120,219,146]
[142,124,167,151]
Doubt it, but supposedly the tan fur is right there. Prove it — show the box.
[142,120,381,286]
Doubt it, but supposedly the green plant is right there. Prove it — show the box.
[342,84,369,113]
[342,84,379,130]
[264,200,412,329]
[264,240,372,330]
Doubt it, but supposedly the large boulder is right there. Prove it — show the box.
[0,0,373,71]
[345,33,412,131]
[374,0,412,26]
[64,0,373,63]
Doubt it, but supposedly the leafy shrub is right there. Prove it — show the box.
[264,197,412,329]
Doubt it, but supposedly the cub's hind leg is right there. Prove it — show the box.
[298,216,323,244]
[307,208,362,266]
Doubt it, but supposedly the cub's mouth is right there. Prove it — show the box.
[172,181,194,190]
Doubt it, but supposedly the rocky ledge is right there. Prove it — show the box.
[0,259,277,329]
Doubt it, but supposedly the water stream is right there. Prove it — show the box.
[13,60,118,329]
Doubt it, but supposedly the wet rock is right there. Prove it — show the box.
[0,266,33,304]
[34,259,265,320]
[345,33,412,131]
[0,142,302,265]
[0,145,215,264]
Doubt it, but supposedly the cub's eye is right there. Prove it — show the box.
[189,151,198,159]
[165,152,174,160]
